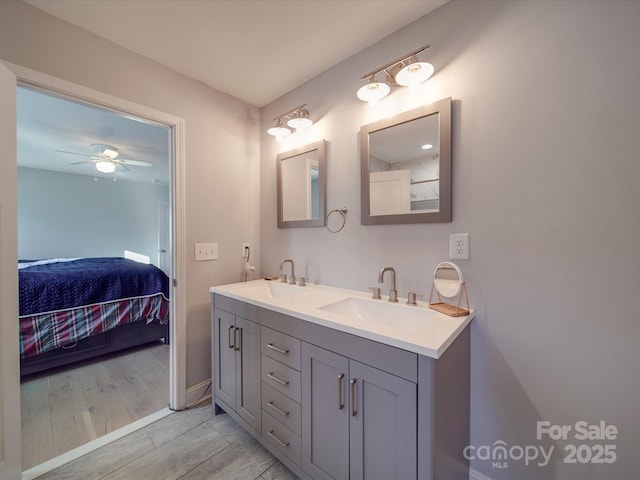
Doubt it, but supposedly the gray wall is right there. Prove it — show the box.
[261,1,639,479]
[17,167,169,263]
[0,0,261,388]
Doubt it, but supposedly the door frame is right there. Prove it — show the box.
[4,61,188,411]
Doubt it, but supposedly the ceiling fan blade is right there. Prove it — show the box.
[68,161,97,166]
[116,163,130,172]
[53,149,92,158]
[118,158,153,167]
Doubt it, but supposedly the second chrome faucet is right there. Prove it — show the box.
[378,266,398,303]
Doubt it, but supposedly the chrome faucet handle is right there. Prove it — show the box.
[388,289,398,303]
[406,292,421,306]
[280,273,288,283]
[298,277,306,286]
[289,274,296,285]
[369,286,381,299]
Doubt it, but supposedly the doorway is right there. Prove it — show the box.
[1,61,187,478]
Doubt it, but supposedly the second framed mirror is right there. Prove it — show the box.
[277,140,326,228]
[361,97,452,225]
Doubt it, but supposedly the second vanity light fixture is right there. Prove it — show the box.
[267,103,313,141]
[357,45,434,103]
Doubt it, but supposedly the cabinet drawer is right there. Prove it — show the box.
[261,355,301,403]
[262,381,301,435]
[261,327,301,370]
[262,410,301,466]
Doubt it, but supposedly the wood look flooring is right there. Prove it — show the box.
[35,399,297,480]
[21,341,171,470]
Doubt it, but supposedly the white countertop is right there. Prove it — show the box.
[210,279,473,359]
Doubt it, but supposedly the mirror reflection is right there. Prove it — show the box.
[361,97,451,225]
[369,113,439,215]
[277,140,326,228]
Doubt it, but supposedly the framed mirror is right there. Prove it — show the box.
[277,140,326,228]
[360,97,451,225]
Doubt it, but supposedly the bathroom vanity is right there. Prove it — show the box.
[210,280,473,480]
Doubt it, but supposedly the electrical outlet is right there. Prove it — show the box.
[241,243,251,258]
[449,233,469,260]
[195,243,218,261]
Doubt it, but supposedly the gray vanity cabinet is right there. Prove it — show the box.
[301,342,417,480]
[211,292,470,480]
[213,308,261,432]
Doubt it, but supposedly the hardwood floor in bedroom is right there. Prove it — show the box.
[21,341,170,470]
[35,399,298,480]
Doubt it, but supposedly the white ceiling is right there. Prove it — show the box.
[25,0,448,107]
[18,0,447,184]
[17,86,171,184]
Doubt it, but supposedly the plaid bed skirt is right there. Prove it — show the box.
[19,293,169,359]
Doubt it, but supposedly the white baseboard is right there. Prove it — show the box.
[185,378,212,408]
[470,467,494,480]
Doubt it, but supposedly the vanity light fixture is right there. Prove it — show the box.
[357,45,434,104]
[268,104,314,141]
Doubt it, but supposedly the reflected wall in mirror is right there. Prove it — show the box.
[361,97,451,224]
[277,140,326,228]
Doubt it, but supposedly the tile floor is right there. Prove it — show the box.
[36,400,298,480]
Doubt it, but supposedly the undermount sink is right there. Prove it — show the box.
[232,281,306,299]
[318,296,428,326]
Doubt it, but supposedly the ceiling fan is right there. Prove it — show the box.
[54,143,153,173]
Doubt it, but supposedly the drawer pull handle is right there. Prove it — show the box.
[267,372,290,386]
[268,429,290,448]
[338,373,345,410]
[62,341,78,350]
[350,378,357,417]
[266,343,289,355]
[267,401,290,417]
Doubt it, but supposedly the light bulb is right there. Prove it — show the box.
[395,60,434,87]
[267,118,292,139]
[357,77,390,103]
[287,109,313,129]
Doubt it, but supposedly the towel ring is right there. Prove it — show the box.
[326,207,347,233]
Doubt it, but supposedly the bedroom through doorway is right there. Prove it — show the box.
[16,85,174,471]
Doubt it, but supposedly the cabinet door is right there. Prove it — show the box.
[349,360,417,480]
[301,342,350,480]
[213,308,236,407]
[236,316,261,431]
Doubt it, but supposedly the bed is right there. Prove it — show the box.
[19,257,170,377]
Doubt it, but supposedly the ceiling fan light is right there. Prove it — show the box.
[96,160,116,173]
[357,76,390,103]
[395,58,434,87]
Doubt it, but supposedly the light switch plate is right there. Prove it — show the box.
[195,243,218,261]
[449,233,469,260]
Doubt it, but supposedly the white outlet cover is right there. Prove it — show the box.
[449,233,469,260]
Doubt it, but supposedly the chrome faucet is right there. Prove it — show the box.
[378,266,398,303]
[280,259,296,285]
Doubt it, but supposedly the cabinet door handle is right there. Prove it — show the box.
[266,372,290,386]
[234,327,241,351]
[267,400,290,417]
[267,429,290,448]
[338,373,345,410]
[227,324,235,349]
[266,343,289,355]
[350,378,357,417]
